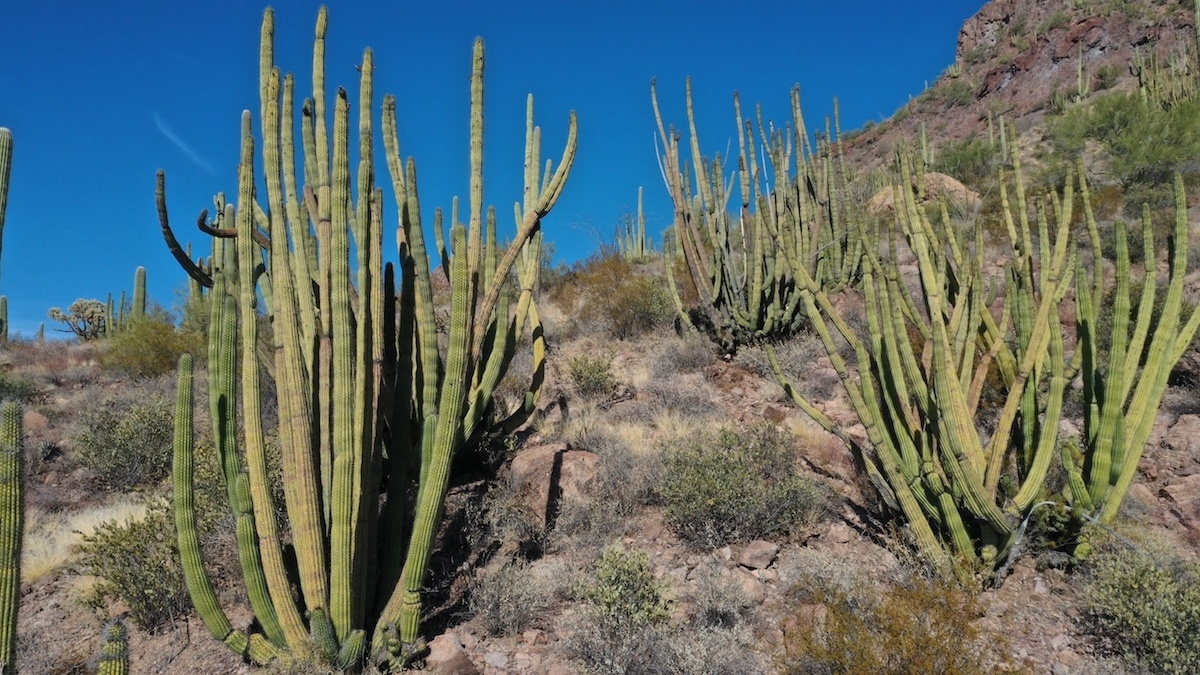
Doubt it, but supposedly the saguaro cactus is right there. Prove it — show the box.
[653,80,862,352]
[0,401,22,671]
[160,8,574,670]
[0,296,7,345]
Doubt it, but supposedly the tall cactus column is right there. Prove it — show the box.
[0,401,23,672]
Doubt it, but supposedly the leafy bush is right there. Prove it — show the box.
[781,575,1014,674]
[1084,538,1200,674]
[550,253,673,339]
[661,424,825,549]
[0,370,37,403]
[578,546,669,630]
[468,560,550,637]
[100,316,203,379]
[568,354,616,400]
[75,500,190,632]
[76,395,174,491]
[934,136,999,190]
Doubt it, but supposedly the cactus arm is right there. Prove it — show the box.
[0,401,22,671]
[0,128,10,276]
[156,171,215,288]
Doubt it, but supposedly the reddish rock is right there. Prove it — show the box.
[426,633,479,675]
[509,443,600,526]
[739,540,780,570]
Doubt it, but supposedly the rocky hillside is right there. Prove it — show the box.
[845,0,1198,165]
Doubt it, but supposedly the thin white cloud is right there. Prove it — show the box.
[153,111,214,173]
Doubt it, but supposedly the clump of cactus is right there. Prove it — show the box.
[0,401,23,672]
[653,79,862,353]
[771,135,1200,575]
[96,619,130,675]
[160,8,574,670]
[616,187,656,261]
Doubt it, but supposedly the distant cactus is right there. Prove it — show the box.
[0,296,7,345]
[616,187,655,261]
[0,401,23,671]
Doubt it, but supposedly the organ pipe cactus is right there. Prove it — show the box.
[0,401,22,671]
[160,8,574,670]
[772,137,1200,574]
[654,79,862,352]
[0,128,10,278]
[0,296,7,345]
[617,187,655,261]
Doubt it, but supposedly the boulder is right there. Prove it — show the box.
[425,633,478,675]
[509,443,601,526]
[739,540,780,570]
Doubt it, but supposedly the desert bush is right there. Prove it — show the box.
[76,395,173,491]
[568,354,617,400]
[47,299,106,340]
[74,500,190,632]
[578,546,669,630]
[687,562,754,629]
[0,370,37,403]
[648,335,715,377]
[781,574,1014,674]
[935,136,999,191]
[661,424,826,549]
[550,253,673,339]
[468,560,550,637]
[100,316,203,379]
[1084,537,1200,674]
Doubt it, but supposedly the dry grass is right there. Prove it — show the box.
[23,496,148,584]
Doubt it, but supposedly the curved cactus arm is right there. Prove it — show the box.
[157,171,215,288]
[172,354,279,665]
[0,401,22,671]
[0,128,10,277]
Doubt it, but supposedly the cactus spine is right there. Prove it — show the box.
[96,620,130,675]
[160,8,574,669]
[653,79,862,352]
[0,401,22,671]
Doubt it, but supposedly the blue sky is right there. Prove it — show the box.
[0,0,983,338]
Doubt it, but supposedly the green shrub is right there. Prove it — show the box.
[781,575,1014,674]
[661,424,825,549]
[934,136,999,190]
[100,316,203,379]
[0,371,37,403]
[550,253,673,339]
[76,395,174,491]
[568,354,616,400]
[578,546,669,630]
[75,501,190,632]
[1084,538,1200,674]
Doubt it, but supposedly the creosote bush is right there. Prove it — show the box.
[661,424,826,549]
[76,395,174,491]
[100,316,203,379]
[1084,535,1200,674]
[75,500,190,632]
[468,560,550,637]
[781,574,1016,674]
[568,354,617,400]
[578,546,669,629]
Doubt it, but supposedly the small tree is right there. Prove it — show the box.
[48,299,106,340]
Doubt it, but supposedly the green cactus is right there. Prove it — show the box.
[159,8,574,670]
[653,79,862,353]
[0,296,7,345]
[131,266,146,321]
[0,128,11,278]
[0,401,22,671]
[770,134,1200,574]
[617,187,655,261]
[96,619,130,675]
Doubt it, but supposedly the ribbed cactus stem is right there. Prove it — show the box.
[132,266,147,321]
[0,401,22,672]
[96,620,130,675]
[0,296,7,345]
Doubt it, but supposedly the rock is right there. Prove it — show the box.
[867,172,980,217]
[1032,577,1050,596]
[1049,633,1069,651]
[1164,415,1200,456]
[1161,474,1200,527]
[739,540,780,570]
[22,410,49,435]
[484,652,509,669]
[509,443,601,526]
[523,629,547,646]
[735,568,768,605]
[426,633,478,675]
[826,521,854,545]
[717,546,732,562]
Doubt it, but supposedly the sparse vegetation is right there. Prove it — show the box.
[99,315,203,379]
[661,424,826,549]
[568,353,617,399]
[75,394,174,491]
